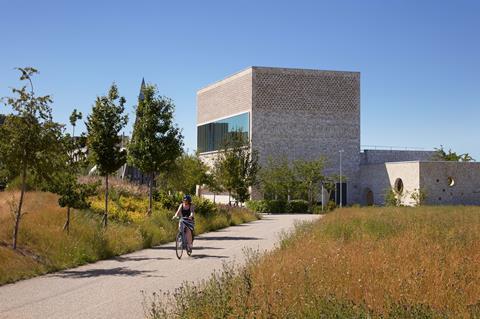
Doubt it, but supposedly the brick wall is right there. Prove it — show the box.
[251,67,361,203]
[197,68,252,125]
[360,150,436,165]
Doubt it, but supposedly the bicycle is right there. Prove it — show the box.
[174,217,193,259]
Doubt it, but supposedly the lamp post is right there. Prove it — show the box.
[339,149,344,207]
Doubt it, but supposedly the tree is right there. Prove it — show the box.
[215,132,259,204]
[0,67,64,249]
[50,134,98,233]
[293,158,326,210]
[128,84,183,214]
[434,145,475,162]
[322,174,347,206]
[259,157,297,200]
[69,108,82,138]
[204,169,224,204]
[160,152,207,195]
[86,84,128,227]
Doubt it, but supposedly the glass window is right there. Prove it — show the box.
[197,112,249,153]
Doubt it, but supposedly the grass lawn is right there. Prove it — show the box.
[146,206,480,318]
[0,191,259,286]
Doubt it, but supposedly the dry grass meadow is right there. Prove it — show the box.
[0,191,258,286]
[147,206,480,318]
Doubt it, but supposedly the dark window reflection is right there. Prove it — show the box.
[197,112,249,153]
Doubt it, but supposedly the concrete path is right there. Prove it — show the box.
[0,214,319,319]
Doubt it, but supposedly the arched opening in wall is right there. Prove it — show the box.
[365,188,374,206]
[394,178,404,194]
[448,177,455,187]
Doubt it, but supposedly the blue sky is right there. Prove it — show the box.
[1,0,479,158]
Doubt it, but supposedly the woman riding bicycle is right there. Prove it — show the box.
[173,195,195,251]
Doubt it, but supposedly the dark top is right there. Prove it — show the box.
[181,204,191,218]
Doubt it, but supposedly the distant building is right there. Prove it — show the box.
[196,66,480,206]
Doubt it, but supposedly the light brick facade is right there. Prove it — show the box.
[198,66,360,204]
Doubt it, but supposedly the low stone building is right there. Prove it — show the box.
[360,161,480,206]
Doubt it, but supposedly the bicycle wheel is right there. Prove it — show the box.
[175,232,183,259]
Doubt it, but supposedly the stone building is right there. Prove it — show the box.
[197,66,480,206]
[360,161,480,206]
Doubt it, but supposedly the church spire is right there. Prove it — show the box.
[139,78,146,101]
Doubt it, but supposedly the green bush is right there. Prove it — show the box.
[154,192,183,210]
[267,200,286,213]
[246,200,286,214]
[246,200,268,214]
[285,200,309,214]
[192,196,217,215]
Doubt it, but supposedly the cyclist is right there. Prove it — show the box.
[173,195,195,251]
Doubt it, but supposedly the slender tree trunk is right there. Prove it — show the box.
[13,165,27,250]
[63,207,71,234]
[103,175,109,228]
[213,193,216,204]
[72,125,75,139]
[148,172,154,215]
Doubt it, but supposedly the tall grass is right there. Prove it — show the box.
[146,206,480,318]
[0,191,258,286]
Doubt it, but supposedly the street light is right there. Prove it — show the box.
[339,149,344,208]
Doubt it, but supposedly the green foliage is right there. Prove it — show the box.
[69,108,82,137]
[203,170,224,201]
[285,200,309,214]
[434,145,475,162]
[214,131,259,203]
[154,192,183,210]
[128,84,183,177]
[128,84,183,214]
[86,83,128,177]
[192,196,217,215]
[86,83,128,226]
[245,200,268,214]
[384,188,400,207]
[246,200,287,214]
[259,157,296,200]
[410,188,427,206]
[158,153,207,195]
[293,158,326,208]
[0,67,65,249]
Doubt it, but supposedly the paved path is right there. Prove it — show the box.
[0,214,319,319]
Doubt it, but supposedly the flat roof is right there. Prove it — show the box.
[197,66,360,94]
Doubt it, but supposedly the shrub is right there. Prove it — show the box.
[154,192,182,210]
[246,200,290,214]
[385,188,400,207]
[246,200,268,214]
[327,200,337,211]
[246,200,286,214]
[285,200,309,214]
[192,196,217,215]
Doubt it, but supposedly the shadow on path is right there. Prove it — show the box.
[114,256,171,262]
[152,246,224,251]
[189,254,228,259]
[52,267,163,279]
[196,236,261,241]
